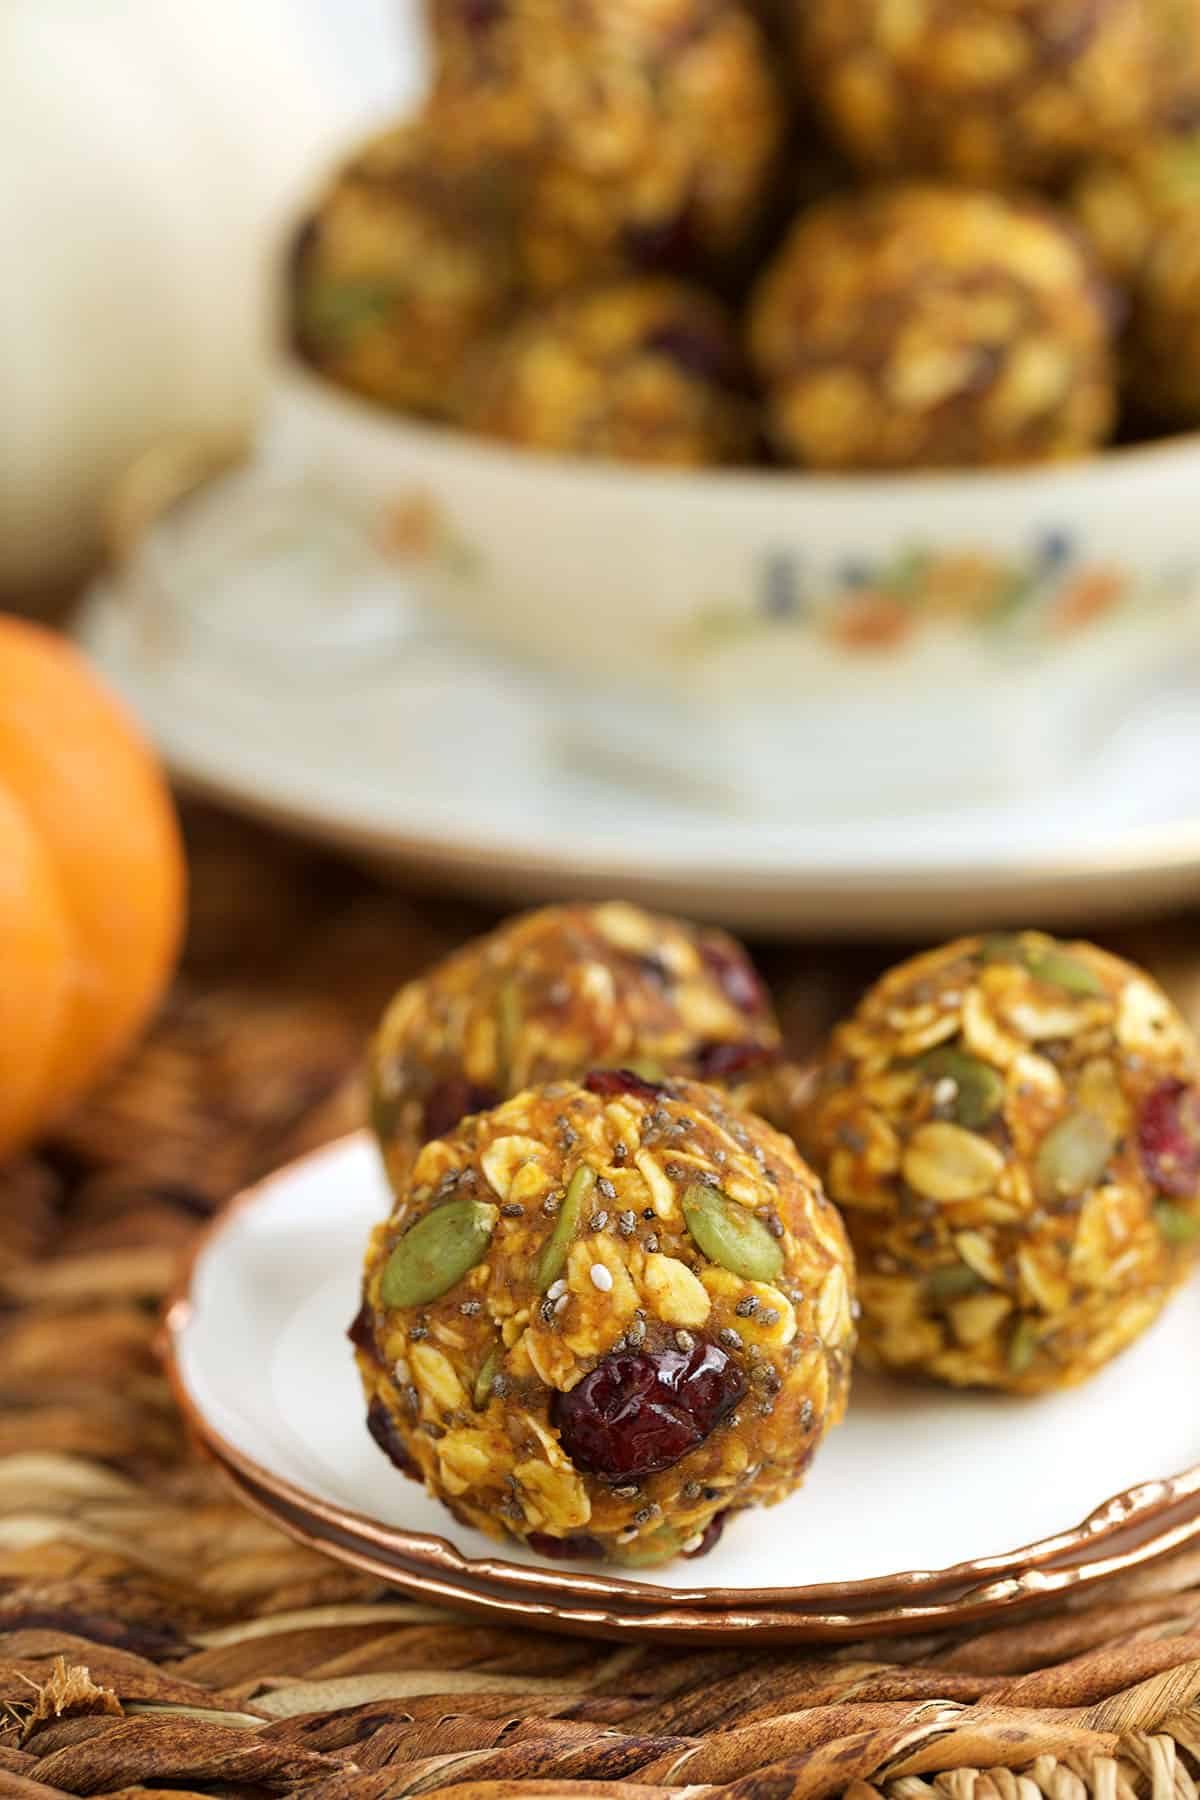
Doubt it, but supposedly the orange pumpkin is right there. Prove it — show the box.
[0,617,185,1158]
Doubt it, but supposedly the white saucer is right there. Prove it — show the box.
[167,1132,1200,1613]
[77,469,1200,934]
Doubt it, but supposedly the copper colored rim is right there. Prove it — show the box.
[161,1132,1200,1614]
[208,1443,1200,1645]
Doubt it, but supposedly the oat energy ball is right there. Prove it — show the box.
[428,0,784,289]
[796,0,1173,185]
[1073,133,1200,424]
[291,122,521,418]
[800,933,1200,1395]
[457,282,755,465]
[748,186,1116,470]
[352,1072,854,1565]
[370,903,780,1194]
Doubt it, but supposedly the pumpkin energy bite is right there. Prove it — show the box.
[795,0,1180,186]
[352,1073,855,1566]
[457,281,755,466]
[291,121,522,418]
[369,902,780,1193]
[428,0,784,290]
[799,933,1200,1395]
[747,185,1116,470]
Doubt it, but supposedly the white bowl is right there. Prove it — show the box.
[260,362,1200,813]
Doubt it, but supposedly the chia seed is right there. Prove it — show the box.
[675,1329,695,1352]
[759,1308,781,1326]
[501,1202,524,1218]
[614,1484,640,1498]
[644,1234,659,1253]
[718,1327,742,1350]
[618,1210,637,1236]
[589,1211,610,1231]
[764,1211,784,1238]
[459,1299,483,1316]
[491,1374,512,1398]
[735,1296,759,1318]
[542,1194,561,1216]
[612,1143,629,1164]
[408,1325,429,1341]
[596,1177,617,1200]
[682,1480,702,1499]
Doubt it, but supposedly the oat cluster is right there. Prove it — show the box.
[291,0,1200,467]
[798,933,1200,1393]
[354,1074,854,1566]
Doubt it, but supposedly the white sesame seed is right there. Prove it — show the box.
[554,1293,570,1315]
[932,1076,958,1107]
[682,1532,704,1553]
[392,1358,410,1384]
[590,1262,614,1292]
[547,1279,568,1300]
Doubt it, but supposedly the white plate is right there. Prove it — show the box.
[169,1131,1200,1605]
[77,543,1200,935]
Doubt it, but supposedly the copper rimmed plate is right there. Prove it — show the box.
[161,1132,1200,1639]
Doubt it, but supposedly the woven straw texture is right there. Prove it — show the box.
[6,803,1200,1800]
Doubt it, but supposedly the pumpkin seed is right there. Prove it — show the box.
[536,1162,596,1291]
[919,1047,1005,1129]
[473,1345,502,1409]
[1008,1317,1039,1374]
[979,934,1024,965]
[682,1183,784,1283]
[902,1123,1005,1202]
[380,1197,499,1309]
[1033,1109,1114,1201]
[1025,947,1104,998]
[926,1262,984,1302]
[494,979,523,1093]
[979,933,1103,996]
[1155,1200,1200,1246]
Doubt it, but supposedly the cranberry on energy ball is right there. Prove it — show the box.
[584,1068,664,1100]
[1139,1081,1200,1199]
[552,1343,746,1481]
[423,1076,500,1142]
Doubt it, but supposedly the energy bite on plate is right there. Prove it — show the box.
[428,0,784,290]
[369,902,779,1194]
[799,932,1200,1395]
[795,0,1179,185]
[352,1073,854,1566]
[747,185,1116,470]
[457,281,755,466]
[291,121,521,418]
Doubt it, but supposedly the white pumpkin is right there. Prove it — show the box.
[0,0,359,594]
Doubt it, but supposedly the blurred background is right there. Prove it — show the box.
[9,0,1200,942]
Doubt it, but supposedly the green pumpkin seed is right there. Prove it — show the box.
[1008,1317,1039,1375]
[682,1184,783,1283]
[926,1262,984,1302]
[368,1081,401,1144]
[473,1345,502,1408]
[1024,948,1104,997]
[298,278,396,344]
[919,1047,1005,1129]
[380,1197,499,1309]
[494,979,523,1093]
[1033,1109,1115,1201]
[1155,1200,1200,1246]
[979,934,1103,997]
[979,934,1025,966]
[536,1162,596,1292]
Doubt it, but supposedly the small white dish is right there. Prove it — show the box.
[166,1131,1200,1615]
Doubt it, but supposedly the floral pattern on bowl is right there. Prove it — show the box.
[675,535,1199,661]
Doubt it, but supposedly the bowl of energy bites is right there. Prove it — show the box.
[166,902,1200,1632]
[273,0,1200,808]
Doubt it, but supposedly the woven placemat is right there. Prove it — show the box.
[6,803,1200,1800]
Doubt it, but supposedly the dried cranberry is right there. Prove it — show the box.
[526,1531,605,1561]
[693,1040,775,1081]
[347,1299,382,1366]
[1139,1080,1200,1197]
[365,1398,421,1481]
[684,1511,728,1559]
[642,321,741,389]
[552,1343,745,1481]
[458,0,505,29]
[585,1068,664,1100]
[698,938,769,1017]
[423,1076,500,1142]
